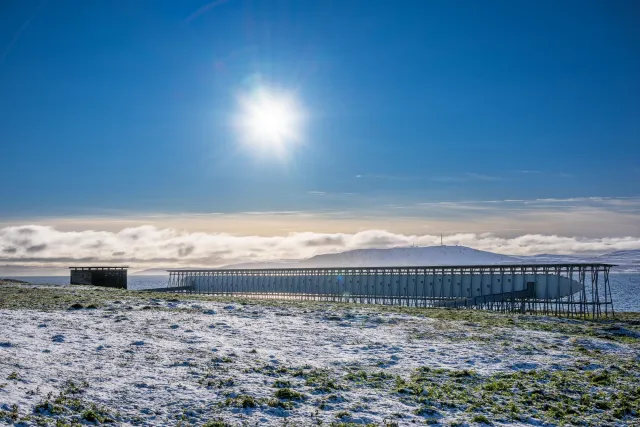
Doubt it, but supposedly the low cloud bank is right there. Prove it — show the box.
[1,225,639,268]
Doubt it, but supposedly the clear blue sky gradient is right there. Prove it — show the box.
[1,0,639,217]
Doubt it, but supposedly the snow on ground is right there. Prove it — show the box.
[1,292,638,426]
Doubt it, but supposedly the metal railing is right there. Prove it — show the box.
[159,263,615,318]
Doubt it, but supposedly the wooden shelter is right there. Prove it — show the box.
[69,266,128,289]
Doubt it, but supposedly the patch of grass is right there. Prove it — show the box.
[0,283,111,310]
[344,370,367,382]
[483,379,509,392]
[450,369,476,378]
[212,355,234,364]
[34,400,66,415]
[244,363,291,377]
[63,379,88,394]
[471,414,492,424]
[589,370,612,385]
[413,405,440,417]
[273,379,292,388]
[266,398,294,410]
[334,410,350,419]
[224,394,256,409]
[274,388,305,401]
[31,380,116,425]
[343,368,394,391]
[202,376,235,388]
[329,423,377,427]
[302,368,343,393]
[401,363,640,425]
[0,404,19,422]
[81,406,113,423]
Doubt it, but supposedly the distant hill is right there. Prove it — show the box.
[219,245,639,271]
[220,245,519,269]
[596,249,640,259]
[517,249,640,271]
[297,245,518,267]
[594,249,640,269]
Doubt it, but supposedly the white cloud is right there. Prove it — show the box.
[1,225,639,269]
[1,196,638,239]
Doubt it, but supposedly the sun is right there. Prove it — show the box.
[235,86,304,156]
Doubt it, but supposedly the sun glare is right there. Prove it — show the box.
[235,86,304,156]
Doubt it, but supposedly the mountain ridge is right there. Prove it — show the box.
[126,246,640,274]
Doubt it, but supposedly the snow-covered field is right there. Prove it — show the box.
[1,283,639,426]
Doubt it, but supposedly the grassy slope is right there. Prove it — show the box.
[1,281,639,426]
[2,281,639,339]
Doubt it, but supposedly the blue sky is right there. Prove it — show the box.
[0,1,639,265]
